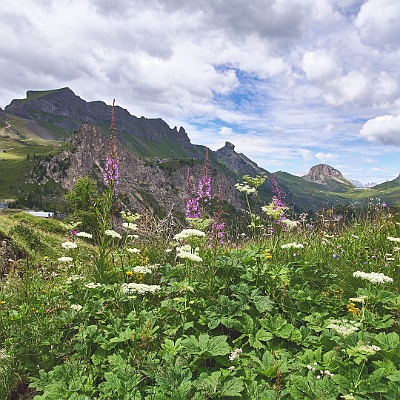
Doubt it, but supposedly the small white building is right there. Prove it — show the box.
[26,211,54,218]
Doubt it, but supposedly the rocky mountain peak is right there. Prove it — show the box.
[303,164,354,187]
[215,141,265,176]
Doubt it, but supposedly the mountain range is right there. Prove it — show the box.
[1,88,399,216]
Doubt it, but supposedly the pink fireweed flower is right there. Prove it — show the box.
[210,222,225,245]
[185,197,200,218]
[104,155,119,188]
[198,175,211,202]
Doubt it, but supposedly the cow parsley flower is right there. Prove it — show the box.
[176,245,203,262]
[127,247,141,254]
[104,229,122,239]
[281,219,297,229]
[235,183,256,194]
[58,256,73,263]
[281,242,304,249]
[76,232,93,239]
[61,241,77,249]
[387,236,400,243]
[121,283,161,294]
[357,344,381,354]
[133,266,152,274]
[122,222,137,230]
[353,271,393,284]
[85,282,102,289]
[174,229,206,240]
[70,304,83,311]
[327,319,361,337]
[65,275,84,284]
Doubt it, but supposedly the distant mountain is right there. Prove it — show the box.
[1,88,399,213]
[350,180,377,188]
[302,164,354,192]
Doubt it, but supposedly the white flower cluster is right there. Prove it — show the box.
[229,348,242,361]
[306,362,334,379]
[133,265,153,274]
[76,232,93,239]
[353,271,393,284]
[65,275,84,284]
[176,245,203,263]
[105,229,122,239]
[121,282,161,294]
[174,229,206,240]
[127,247,141,254]
[85,282,102,289]
[70,304,83,311]
[281,242,304,249]
[357,344,381,354]
[235,183,256,194]
[0,348,10,359]
[122,222,137,230]
[61,241,77,249]
[387,236,400,243]
[349,296,368,304]
[281,219,297,229]
[58,256,73,263]
[327,319,361,337]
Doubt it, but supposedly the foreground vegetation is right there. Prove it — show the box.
[0,186,399,399]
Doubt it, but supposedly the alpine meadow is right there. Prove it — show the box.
[0,101,399,400]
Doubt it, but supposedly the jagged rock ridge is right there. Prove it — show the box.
[5,88,200,157]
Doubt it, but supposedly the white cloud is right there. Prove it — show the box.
[323,70,399,107]
[302,50,341,82]
[355,0,400,50]
[298,148,313,161]
[315,152,338,162]
[360,115,400,146]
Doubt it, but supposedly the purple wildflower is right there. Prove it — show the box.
[186,197,200,218]
[211,222,225,244]
[104,155,119,188]
[198,175,212,202]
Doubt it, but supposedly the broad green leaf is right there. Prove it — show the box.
[220,377,244,397]
[387,371,400,382]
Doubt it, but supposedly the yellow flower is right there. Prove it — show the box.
[43,256,49,261]
[347,301,360,316]
[264,249,272,260]
[126,271,133,276]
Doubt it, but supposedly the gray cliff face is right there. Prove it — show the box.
[31,125,244,214]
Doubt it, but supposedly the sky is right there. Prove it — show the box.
[1,0,399,185]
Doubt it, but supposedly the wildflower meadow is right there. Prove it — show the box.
[0,111,399,399]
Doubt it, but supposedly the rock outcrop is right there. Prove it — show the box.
[303,164,354,188]
[31,125,244,215]
[215,141,265,176]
